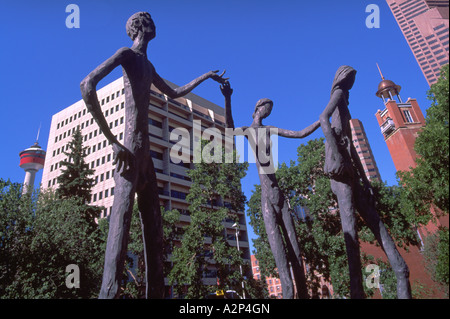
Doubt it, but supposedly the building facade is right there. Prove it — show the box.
[350,119,382,183]
[250,255,333,299]
[386,0,449,86]
[250,255,284,299]
[41,77,251,295]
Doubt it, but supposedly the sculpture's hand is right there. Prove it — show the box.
[112,142,135,176]
[220,80,233,97]
[209,70,229,84]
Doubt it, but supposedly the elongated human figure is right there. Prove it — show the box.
[81,12,227,299]
[319,65,411,299]
[221,81,319,298]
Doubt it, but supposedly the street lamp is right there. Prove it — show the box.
[232,222,246,299]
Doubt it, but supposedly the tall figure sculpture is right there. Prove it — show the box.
[221,81,319,298]
[80,12,227,299]
[319,65,411,299]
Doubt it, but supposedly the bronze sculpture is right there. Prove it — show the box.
[319,65,411,299]
[80,12,227,299]
[221,81,320,299]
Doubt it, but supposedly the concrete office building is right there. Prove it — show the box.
[386,0,449,86]
[350,119,382,183]
[41,77,251,294]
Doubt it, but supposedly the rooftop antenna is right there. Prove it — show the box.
[376,63,385,80]
[35,123,41,144]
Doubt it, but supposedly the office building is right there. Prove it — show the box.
[386,0,449,86]
[41,77,251,294]
[350,119,382,183]
[250,255,284,299]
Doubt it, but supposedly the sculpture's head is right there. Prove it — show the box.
[126,12,155,42]
[331,65,357,95]
[252,98,273,120]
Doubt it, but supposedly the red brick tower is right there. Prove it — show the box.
[374,65,426,172]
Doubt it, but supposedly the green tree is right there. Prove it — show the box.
[28,189,106,298]
[422,227,449,297]
[169,141,248,298]
[0,180,107,298]
[0,179,36,297]
[57,126,100,225]
[398,64,449,218]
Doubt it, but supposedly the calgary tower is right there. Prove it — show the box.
[19,128,46,194]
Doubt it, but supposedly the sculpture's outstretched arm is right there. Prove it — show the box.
[153,69,228,99]
[270,120,320,139]
[80,47,134,174]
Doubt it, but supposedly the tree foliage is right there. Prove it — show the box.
[398,64,449,218]
[168,140,249,298]
[57,126,101,226]
[422,227,449,297]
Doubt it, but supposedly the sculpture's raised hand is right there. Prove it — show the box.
[220,80,233,98]
[112,142,135,176]
[209,70,229,84]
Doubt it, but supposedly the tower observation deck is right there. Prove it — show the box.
[19,141,46,194]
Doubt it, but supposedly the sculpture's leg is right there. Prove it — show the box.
[99,170,137,299]
[280,200,309,298]
[136,165,165,299]
[331,179,365,299]
[354,184,412,299]
[261,196,294,299]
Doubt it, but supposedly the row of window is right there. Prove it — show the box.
[52,125,123,159]
[100,89,125,106]
[55,94,124,134]
[54,108,124,146]
[56,109,87,130]
[91,187,115,203]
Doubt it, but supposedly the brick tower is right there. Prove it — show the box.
[374,65,426,172]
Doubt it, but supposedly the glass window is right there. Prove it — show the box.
[403,110,414,123]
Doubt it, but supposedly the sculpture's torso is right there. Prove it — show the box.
[120,49,157,184]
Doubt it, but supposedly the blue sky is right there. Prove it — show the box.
[0,0,432,253]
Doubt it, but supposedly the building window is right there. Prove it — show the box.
[403,110,414,123]
[150,150,163,160]
[149,118,163,128]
